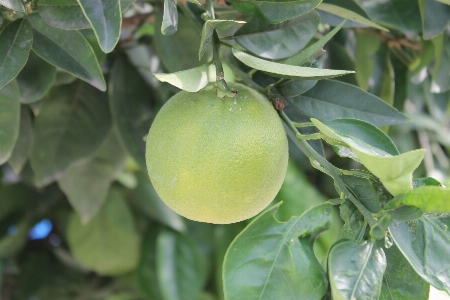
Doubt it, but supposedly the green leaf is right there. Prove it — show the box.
[58,129,126,223]
[7,105,33,174]
[396,186,450,213]
[0,220,29,258]
[161,0,178,35]
[0,80,20,165]
[436,0,450,4]
[38,0,91,30]
[389,214,450,293]
[328,241,387,300]
[340,199,365,240]
[279,19,346,66]
[0,19,33,90]
[234,11,320,60]
[379,244,430,300]
[354,31,382,91]
[109,55,157,168]
[30,81,111,187]
[275,79,317,98]
[227,0,322,24]
[421,0,450,39]
[199,19,245,60]
[288,80,409,126]
[317,1,388,31]
[67,188,140,275]
[156,228,206,300]
[28,14,106,91]
[223,203,332,300]
[431,32,450,93]
[0,0,24,11]
[342,175,382,214]
[133,172,186,232]
[232,48,354,80]
[77,0,121,52]
[16,51,56,104]
[154,63,211,92]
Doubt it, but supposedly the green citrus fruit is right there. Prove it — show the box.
[145,83,288,224]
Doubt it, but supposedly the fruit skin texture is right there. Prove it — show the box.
[145,83,288,224]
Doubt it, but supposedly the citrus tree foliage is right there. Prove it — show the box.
[1,0,450,299]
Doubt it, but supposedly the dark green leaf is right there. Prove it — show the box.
[289,80,409,126]
[67,188,140,275]
[0,80,20,165]
[154,63,211,92]
[0,19,33,90]
[275,79,317,98]
[227,0,321,24]
[154,9,205,72]
[0,0,24,11]
[109,55,156,168]
[342,175,382,214]
[30,81,111,187]
[162,0,178,35]
[0,220,29,257]
[232,48,354,79]
[328,241,387,300]
[223,203,332,300]
[340,199,365,240]
[234,11,320,60]
[77,0,121,52]
[199,19,244,60]
[16,51,56,104]
[38,0,91,30]
[379,243,430,300]
[28,14,106,91]
[389,205,424,221]
[58,129,126,223]
[397,186,450,213]
[431,32,450,93]
[7,105,32,174]
[156,228,206,300]
[421,0,450,40]
[389,214,450,293]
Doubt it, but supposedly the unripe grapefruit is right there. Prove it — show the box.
[145,83,288,224]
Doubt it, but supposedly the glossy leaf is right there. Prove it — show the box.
[0,80,20,165]
[58,129,127,223]
[0,19,33,90]
[223,203,332,300]
[77,0,121,52]
[234,11,319,60]
[28,14,106,91]
[275,79,317,98]
[67,188,140,275]
[342,175,382,214]
[199,19,245,60]
[0,0,24,11]
[232,48,354,80]
[380,244,429,300]
[279,19,346,66]
[389,214,450,292]
[156,228,206,300]
[109,55,156,168]
[7,105,32,174]
[154,63,210,92]
[30,81,111,187]
[38,0,91,30]
[421,0,450,39]
[328,241,387,300]
[431,32,450,93]
[162,0,178,35]
[16,51,56,104]
[340,199,365,240]
[396,186,450,213]
[289,80,409,126]
[227,0,321,24]
[317,2,388,31]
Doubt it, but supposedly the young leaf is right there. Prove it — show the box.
[38,0,91,30]
[8,105,33,174]
[389,214,450,293]
[156,228,206,300]
[30,81,111,187]
[199,19,245,60]
[223,203,332,300]
[421,0,450,40]
[227,0,321,24]
[58,129,127,223]
[161,0,178,35]
[328,241,387,300]
[67,188,140,275]
[154,63,210,92]
[0,80,20,165]
[396,186,450,213]
[0,19,33,90]
[288,80,409,126]
[77,0,122,53]
[233,11,319,60]
[232,48,354,80]
[0,0,24,12]
[28,14,106,91]
[317,1,388,31]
